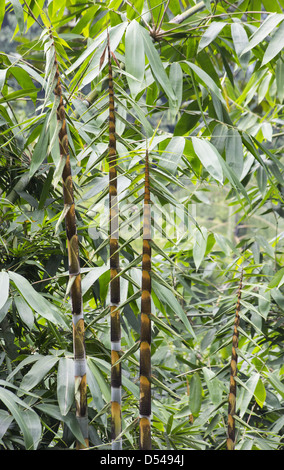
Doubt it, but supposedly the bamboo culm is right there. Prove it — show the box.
[52,33,88,449]
[107,32,122,450]
[139,148,152,450]
[227,270,243,450]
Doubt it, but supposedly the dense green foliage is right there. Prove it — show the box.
[1,0,284,450]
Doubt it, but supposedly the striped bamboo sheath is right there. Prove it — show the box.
[107,33,122,450]
[53,40,88,449]
[227,270,243,451]
[139,148,152,450]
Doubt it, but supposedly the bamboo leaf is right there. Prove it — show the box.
[0,0,5,30]
[0,271,9,310]
[276,58,284,103]
[125,20,145,98]
[169,62,183,111]
[14,295,34,329]
[190,372,203,417]
[225,128,243,176]
[254,377,266,408]
[82,265,109,295]
[0,410,13,439]
[183,61,225,105]
[0,387,34,449]
[9,271,67,327]
[10,0,25,33]
[20,355,59,392]
[198,22,226,52]
[202,367,223,405]
[139,24,177,108]
[152,280,196,339]
[242,13,284,54]
[192,137,223,184]
[239,373,260,418]
[159,136,185,173]
[193,227,208,271]
[57,357,75,416]
[35,403,86,447]
[262,19,284,64]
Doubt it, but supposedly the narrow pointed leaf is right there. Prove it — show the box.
[0,271,9,310]
[57,357,75,416]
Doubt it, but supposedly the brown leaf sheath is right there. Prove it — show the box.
[227,270,243,451]
[139,148,152,450]
[107,32,122,450]
[52,37,88,449]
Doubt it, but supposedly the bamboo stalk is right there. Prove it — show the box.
[227,269,243,451]
[107,32,122,451]
[139,147,152,450]
[169,0,212,24]
[52,34,88,449]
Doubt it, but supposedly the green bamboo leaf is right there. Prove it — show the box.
[9,271,67,327]
[86,363,105,412]
[0,271,9,310]
[152,280,196,339]
[57,357,75,416]
[125,20,145,98]
[169,62,183,112]
[254,378,266,408]
[0,69,7,91]
[198,22,226,52]
[0,387,34,449]
[190,372,202,417]
[225,128,243,175]
[183,61,225,105]
[14,295,34,329]
[20,409,42,450]
[29,116,49,179]
[80,22,128,88]
[193,227,208,271]
[265,371,284,399]
[202,367,223,405]
[192,137,223,184]
[82,265,109,295]
[268,267,284,288]
[0,410,13,439]
[276,58,284,103]
[159,136,185,173]
[258,288,270,319]
[262,19,284,64]
[231,22,250,66]
[242,13,284,54]
[0,0,5,29]
[139,25,177,108]
[10,0,25,33]
[239,373,260,418]
[35,403,86,447]
[20,355,59,391]
[87,358,110,402]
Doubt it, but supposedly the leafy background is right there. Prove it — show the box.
[0,0,284,450]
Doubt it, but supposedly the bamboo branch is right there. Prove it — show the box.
[169,0,212,24]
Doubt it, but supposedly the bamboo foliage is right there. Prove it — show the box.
[51,32,88,449]
[139,148,152,450]
[227,270,243,451]
[107,32,122,450]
